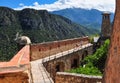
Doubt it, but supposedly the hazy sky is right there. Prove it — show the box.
[0,0,115,12]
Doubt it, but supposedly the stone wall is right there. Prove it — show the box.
[43,44,93,81]
[103,0,120,82]
[0,45,32,83]
[55,72,102,83]
[0,72,29,83]
[101,13,111,38]
[30,37,89,61]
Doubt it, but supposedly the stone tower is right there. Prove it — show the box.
[101,12,111,38]
[103,0,120,82]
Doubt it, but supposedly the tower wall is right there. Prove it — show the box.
[103,0,120,82]
[101,13,111,38]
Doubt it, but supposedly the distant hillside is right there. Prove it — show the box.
[0,7,98,61]
[52,8,114,30]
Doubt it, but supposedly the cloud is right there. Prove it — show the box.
[15,0,115,12]
[33,2,39,6]
[19,3,24,7]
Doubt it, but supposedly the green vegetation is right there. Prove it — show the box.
[0,7,99,61]
[69,65,102,76]
[0,26,19,61]
[68,39,110,76]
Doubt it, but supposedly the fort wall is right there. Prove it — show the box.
[55,72,102,83]
[43,44,93,80]
[103,0,120,82]
[0,72,29,83]
[30,37,89,61]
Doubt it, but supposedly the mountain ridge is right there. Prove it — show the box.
[52,8,114,30]
[0,7,98,61]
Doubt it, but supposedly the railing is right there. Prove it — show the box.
[38,43,92,83]
[38,64,46,83]
[42,64,54,83]
[38,63,54,83]
[41,43,92,63]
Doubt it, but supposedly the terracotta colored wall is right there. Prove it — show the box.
[55,72,102,83]
[103,0,120,82]
[30,37,89,61]
[0,72,29,83]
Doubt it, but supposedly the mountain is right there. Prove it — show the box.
[52,8,114,30]
[0,7,98,61]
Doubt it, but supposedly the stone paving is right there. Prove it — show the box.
[31,60,53,83]
[31,43,92,83]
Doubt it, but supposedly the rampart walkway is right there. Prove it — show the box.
[31,43,92,83]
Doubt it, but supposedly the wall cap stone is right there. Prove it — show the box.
[31,36,89,45]
[42,43,93,63]
[57,72,102,79]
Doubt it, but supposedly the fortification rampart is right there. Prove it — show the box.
[55,72,102,83]
[30,37,89,61]
[43,44,93,80]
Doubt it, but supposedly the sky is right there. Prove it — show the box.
[0,0,115,12]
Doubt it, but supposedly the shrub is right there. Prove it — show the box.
[68,39,110,75]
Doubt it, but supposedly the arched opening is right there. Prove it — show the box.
[81,50,88,66]
[55,62,65,72]
[56,64,60,72]
[82,54,85,60]
[71,58,79,68]
[82,50,88,59]
[71,55,79,68]
[81,50,88,61]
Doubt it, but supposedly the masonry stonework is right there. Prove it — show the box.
[103,0,120,82]
[55,72,102,83]
[0,72,29,83]
[30,37,89,61]
[43,45,93,80]
[0,37,93,83]
[101,12,111,38]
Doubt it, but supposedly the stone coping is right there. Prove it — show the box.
[42,43,92,63]
[57,72,102,79]
[31,43,92,64]
[32,36,89,45]
[0,64,30,74]
[0,45,30,68]
[0,45,30,74]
